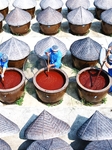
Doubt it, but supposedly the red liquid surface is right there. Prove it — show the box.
[0,70,22,89]
[36,70,65,90]
[79,70,107,90]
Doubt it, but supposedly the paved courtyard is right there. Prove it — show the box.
[0,0,112,150]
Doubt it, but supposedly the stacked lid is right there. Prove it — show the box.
[27,137,73,150]
[67,6,94,25]
[85,140,112,150]
[0,113,20,137]
[5,8,31,26]
[24,110,70,140]
[0,37,30,60]
[101,8,112,25]
[66,0,90,10]
[94,0,112,10]
[36,7,63,25]
[34,36,67,58]
[0,139,11,150]
[0,0,8,10]
[40,0,63,10]
[13,0,37,9]
[70,37,101,61]
[77,110,112,141]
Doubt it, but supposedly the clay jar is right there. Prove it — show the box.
[33,68,69,104]
[67,7,94,35]
[69,23,91,35]
[8,56,28,69]
[39,23,61,35]
[101,8,112,35]
[0,67,25,104]
[36,7,63,35]
[0,37,30,69]
[94,0,112,20]
[70,37,101,70]
[5,8,31,35]
[0,13,4,32]
[0,7,8,18]
[76,67,111,104]
[23,7,35,19]
[95,7,105,20]
[9,22,30,35]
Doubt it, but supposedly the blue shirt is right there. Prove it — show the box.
[45,48,62,68]
[0,60,8,68]
[108,62,112,77]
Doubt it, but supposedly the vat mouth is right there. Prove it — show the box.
[76,67,111,92]
[0,67,25,92]
[33,68,69,93]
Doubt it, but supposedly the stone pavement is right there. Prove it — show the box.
[0,0,112,150]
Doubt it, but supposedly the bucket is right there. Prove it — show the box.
[33,68,69,104]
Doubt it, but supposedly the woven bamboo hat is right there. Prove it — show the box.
[101,8,112,25]
[0,37,30,60]
[0,13,4,21]
[0,0,8,10]
[70,37,101,61]
[94,0,112,10]
[0,139,11,150]
[34,36,67,58]
[77,110,112,141]
[13,0,37,9]
[85,140,112,150]
[66,0,90,10]
[36,7,63,25]
[27,137,73,150]
[67,6,94,25]
[25,110,70,140]
[5,7,31,26]
[0,113,20,137]
[40,0,63,10]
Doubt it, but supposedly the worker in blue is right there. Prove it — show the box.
[103,47,112,92]
[0,52,8,81]
[45,45,62,70]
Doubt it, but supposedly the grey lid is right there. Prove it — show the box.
[67,6,94,25]
[25,110,70,140]
[70,37,101,61]
[27,138,73,150]
[34,36,67,58]
[0,113,20,137]
[0,13,4,22]
[0,139,11,150]
[0,0,8,10]
[36,7,63,25]
[5,7,31,26]
[0,37,30,60]
[40,0,63,10]
[66,0,90,10]
[94,0,112,10]
[101,8,112,25]
[77,110,112,141]
[85,140,112,150]
[13,0,37,9]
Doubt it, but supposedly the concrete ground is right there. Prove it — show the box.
[0,0,112,150]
